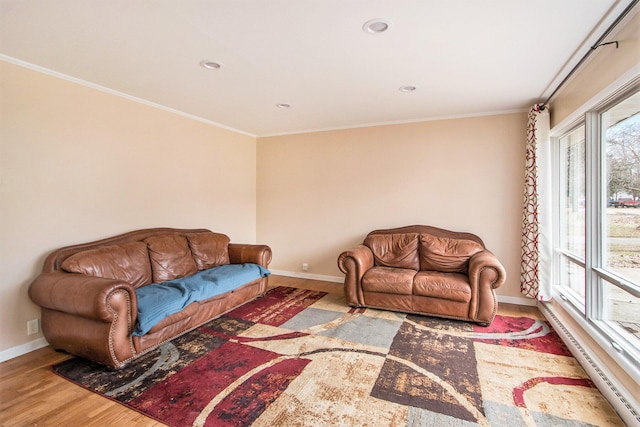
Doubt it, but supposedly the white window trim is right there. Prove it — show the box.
[552,64,640,133]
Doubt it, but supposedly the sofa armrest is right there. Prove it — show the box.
[228,243,272,267]
[467,250,507,323]
[337,245,374,306]
[29,271,138,325]
[468,251,506,290]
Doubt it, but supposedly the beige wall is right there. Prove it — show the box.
[0,61,257,353]
[551,9,640,127]
[1,59,529,358]
[257,113,528,299]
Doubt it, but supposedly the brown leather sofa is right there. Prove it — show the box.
[337,225,506,325]
[29,228,272,368]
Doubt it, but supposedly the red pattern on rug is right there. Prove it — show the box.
[51,286,624,426]
[513,376,596,408]
[225,287,325,326]
[473,315,572,356]
[203,357,310,426]
[129,340,308,426]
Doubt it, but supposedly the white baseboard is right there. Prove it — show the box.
[0,337,49,363]
[270,270,343,283]
[538,302,640,426]
[273,270,538,307]
[497,294,538,306]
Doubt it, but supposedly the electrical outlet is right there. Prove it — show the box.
[302,263,309,271]
[27,319,39,336]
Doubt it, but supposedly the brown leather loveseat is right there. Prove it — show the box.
[337,225,506,325]
[29,228,272,368]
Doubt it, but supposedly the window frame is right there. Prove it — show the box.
[553,122,587,312]
[551,77,640,379]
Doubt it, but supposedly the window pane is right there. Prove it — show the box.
[559,125,586,259]
[559,256,585,311]
[603,91,640,285]
[601,280,640,349]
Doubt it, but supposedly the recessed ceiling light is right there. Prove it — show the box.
[399,85,417,92]
[200,60,223,70]
[276,103,291,109]
[363,18,392,34]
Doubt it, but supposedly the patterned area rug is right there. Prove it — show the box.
[52,286,624,426]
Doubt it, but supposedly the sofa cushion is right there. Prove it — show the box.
[61,242,152,288]
[133,263,270,336]
[362,266,415,295]
[419,234,484,273]
[413,271,471,302]
[145,235,197,283]
[186,231,230,270]
[364,233,419,270]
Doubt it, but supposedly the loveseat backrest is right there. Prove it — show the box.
[43,228,231,288]
[366,225,485,246]
[364,233,420,270]
[364,225,486,273]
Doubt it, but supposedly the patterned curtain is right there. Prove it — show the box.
[521,104,552,301]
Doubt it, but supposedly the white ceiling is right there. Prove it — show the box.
[0,0,633,136]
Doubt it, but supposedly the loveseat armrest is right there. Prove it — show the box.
[228,243,272,267]
[468,250,506,290]
[337,245,374,306]
[467,250,507,324]
[29,271,138,324]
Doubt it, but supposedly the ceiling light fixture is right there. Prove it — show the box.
[399,85,417,92]
[276,103,291,109]
[200,60,223,70]
[362,18,392,34]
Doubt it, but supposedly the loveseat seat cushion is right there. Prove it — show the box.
[61,242,152,288]
[133,263,270,336]
[362,266,415,295]
[364,233,419,270]
[419,234,484,273]
[186,231,230,270]
[145,235,197,282]
[413,271,471,302]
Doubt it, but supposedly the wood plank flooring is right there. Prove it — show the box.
[0,275,541,427]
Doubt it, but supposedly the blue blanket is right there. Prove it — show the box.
[133,263,270,336]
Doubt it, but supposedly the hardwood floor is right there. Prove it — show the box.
[0,276,541,426]
[0,345,165,427]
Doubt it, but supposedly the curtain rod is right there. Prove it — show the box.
[540,0,639,110]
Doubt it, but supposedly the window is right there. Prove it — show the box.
[554,85,640,366]
[599,90,640,355]
[557,125,586,310]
